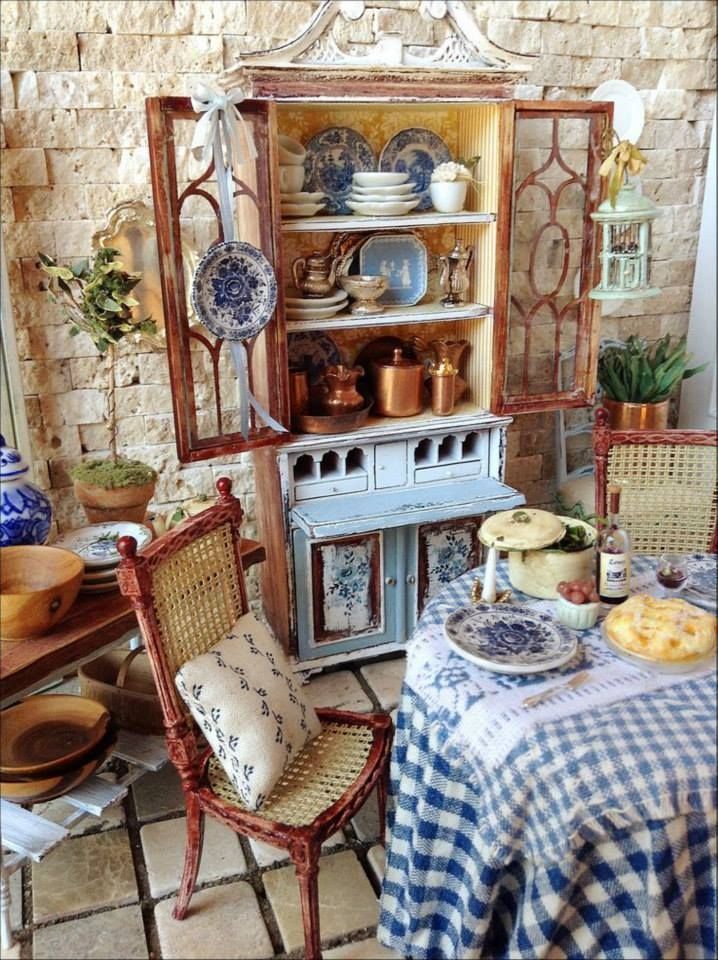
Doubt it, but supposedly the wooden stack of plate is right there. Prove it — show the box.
[53,521,153,594]
[0,695,116,804]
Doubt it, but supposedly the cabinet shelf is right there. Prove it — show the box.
[285,300,490,332]
[281,210,496,234]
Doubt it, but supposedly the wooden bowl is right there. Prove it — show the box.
[0,694,112,779]
[0,732,116,805]
[0,545,84,640]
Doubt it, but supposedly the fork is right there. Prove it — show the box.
[522,670,590,709]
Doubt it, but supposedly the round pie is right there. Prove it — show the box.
[604,594,716,662]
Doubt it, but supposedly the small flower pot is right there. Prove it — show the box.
[429,180,468,213]
[602,398,669,430]
[73,480,156,524]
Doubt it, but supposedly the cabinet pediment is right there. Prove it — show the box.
[222,0,534,78]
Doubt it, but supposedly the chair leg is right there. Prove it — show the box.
[293,843,322,960]
[173,792,205,920]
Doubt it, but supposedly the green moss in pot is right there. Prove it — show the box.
[507,516,597,600]
[70,458,158,525]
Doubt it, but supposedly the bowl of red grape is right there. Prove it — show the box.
[556,578,601,630]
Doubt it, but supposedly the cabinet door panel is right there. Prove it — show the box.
[416,516,484,616]
[493,101,611,415]
[293,528,400,660]
[146,97,289,462]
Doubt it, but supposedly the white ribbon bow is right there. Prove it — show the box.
[190,82,257,242]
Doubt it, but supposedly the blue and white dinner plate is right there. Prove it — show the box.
[444,604,578,675]
[379,128,452,211]
[53,522,153,569]
[191,241,277,342]
[304,128,376,215]
[287,332,341,384]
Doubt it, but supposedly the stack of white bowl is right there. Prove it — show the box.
[285,288,348,321]
[346,172,420,216]
[279,135,327,218]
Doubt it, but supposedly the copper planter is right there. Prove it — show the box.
[602,398,669,430]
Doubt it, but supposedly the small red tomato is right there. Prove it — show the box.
[569,590,585,605]
[588,591,600,603]
[557,581,567,593]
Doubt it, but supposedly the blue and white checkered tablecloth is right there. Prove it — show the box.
[378,555,717,959]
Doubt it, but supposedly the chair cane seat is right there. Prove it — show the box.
[206,721,376,826]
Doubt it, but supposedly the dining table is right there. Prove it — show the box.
[377,554,717,960]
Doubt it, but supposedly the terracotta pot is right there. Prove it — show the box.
[602,398,669,430]
[73,480,155,524]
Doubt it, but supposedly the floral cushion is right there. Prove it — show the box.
[175,612,321,810]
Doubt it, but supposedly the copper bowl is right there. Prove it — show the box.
[294,402,373,435]
[0,545,84,640]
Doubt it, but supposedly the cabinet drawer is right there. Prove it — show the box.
[414,459,482,484]
[294,474,368,501]
[375,441,408,489]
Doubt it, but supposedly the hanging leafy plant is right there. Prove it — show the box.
[38,247,156,355]
[598,335,707,404]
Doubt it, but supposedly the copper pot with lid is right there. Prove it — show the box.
[371,348,424,417]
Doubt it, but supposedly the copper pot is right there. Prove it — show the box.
[602,398,669,430]
[372,349,424,417]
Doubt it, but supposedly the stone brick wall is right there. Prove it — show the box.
[1,0,716,529]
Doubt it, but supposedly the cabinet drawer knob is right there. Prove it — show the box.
[384,577,396,586]
[406,574,416,585]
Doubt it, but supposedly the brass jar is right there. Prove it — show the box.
[372,349,424,417]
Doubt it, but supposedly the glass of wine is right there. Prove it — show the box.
[656,553,689,595]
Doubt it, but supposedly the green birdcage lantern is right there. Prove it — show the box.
[589,139,660,301]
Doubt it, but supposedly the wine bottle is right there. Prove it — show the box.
[597,483,631,604]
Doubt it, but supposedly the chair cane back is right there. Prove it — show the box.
[593,408,718,554]
[116,478,392,960]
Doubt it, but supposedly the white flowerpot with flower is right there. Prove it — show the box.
[429,159,478,213]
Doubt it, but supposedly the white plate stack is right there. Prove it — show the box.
[285,288,348,321]
[280,191,328,218]
[53,522,153,594]
[346,172,420,217]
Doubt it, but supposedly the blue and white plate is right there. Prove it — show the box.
[288,332,341,384]
[444,604,578,675]
[304,128,376,215]
[359,234,427,306]
[379,128,452,211]
[191,241,277,342]
[54,522,153,569]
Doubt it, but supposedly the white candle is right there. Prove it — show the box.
[481,546,498,603]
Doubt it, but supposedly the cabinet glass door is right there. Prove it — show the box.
[493,101,611,415]
[146,97,289,462]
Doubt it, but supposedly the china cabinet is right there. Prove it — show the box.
[146,0,610,666]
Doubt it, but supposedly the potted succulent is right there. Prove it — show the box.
[429,156,480,213]
[39,248,158,523]
[597,334,707,430]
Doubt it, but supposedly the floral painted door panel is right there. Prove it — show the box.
[416,516,484,615]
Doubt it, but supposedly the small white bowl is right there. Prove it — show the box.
[280,165,305,193]
[555,595,600,631]
[352,172,409,188]
[280,191,326,203]
[281,202,326,218]
[346,199,420,216]
[352,182,416,196]
[278,135,306,165]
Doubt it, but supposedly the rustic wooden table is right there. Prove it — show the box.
[0,537,265,708]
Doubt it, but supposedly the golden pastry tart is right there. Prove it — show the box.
[604,594,717,662]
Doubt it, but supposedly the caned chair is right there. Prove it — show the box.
[116,478,392,960]
[593,407,718,553]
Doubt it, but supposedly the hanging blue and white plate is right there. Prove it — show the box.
[304,128,376,215]
[191,241,277,343]
[379,128,452,212]
[444,604,578,675]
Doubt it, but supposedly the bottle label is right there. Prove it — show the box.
[599,554,630,598]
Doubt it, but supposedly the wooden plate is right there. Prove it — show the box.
[0,695,111,779]
[0,733,116,805]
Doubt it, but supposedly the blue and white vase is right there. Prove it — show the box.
[0,434,52,546]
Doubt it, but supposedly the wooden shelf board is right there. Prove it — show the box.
[281,210,497,233]
[286,301,490,332]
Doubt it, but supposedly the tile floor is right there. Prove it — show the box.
[5,655,406,960]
